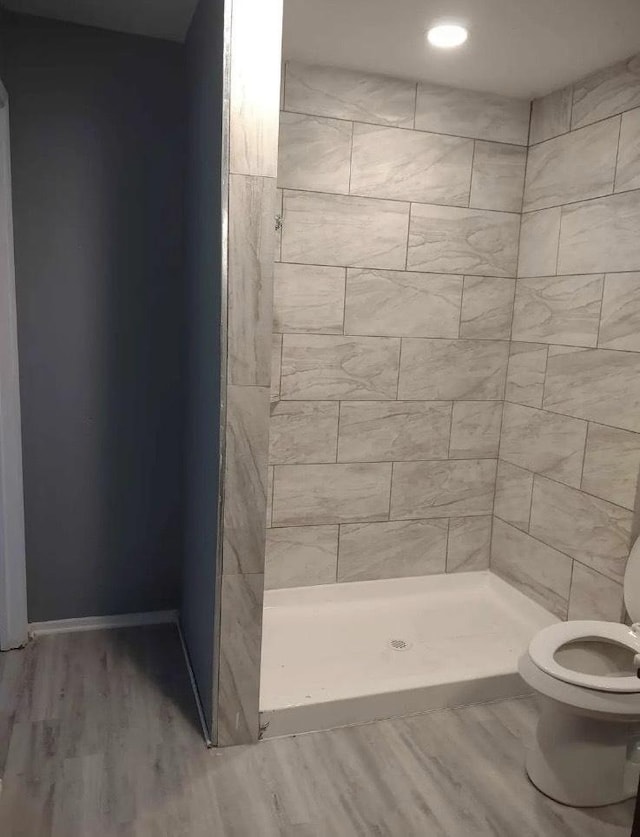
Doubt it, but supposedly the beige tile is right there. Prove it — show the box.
[512,274,604,347]
[269,401,339,464]
[469,142,526,212]
[517,208,561,278]
[529,475,633,582]
[572,54,640,130]
[338,519,447,582]
[505,342,547,408]
[616,108,640,193]
[398,338,508,401]
[491,519,571,619]
[529,87,572,145]
[449,401,502,459]
[281,334,400,400]
[337,401,451,463]
[499,403,587,488]
[414,83,530,145]
[282,190,410,270]
[391,459,496,520]
[459,276,515,339]
[494,460,533,531]
[274,187,283,262]
[408,204,519,277]
[273,263,345,334]
[344,269,462,338]
[277,111,352,193]
[523,118,619,212]
[543,347,640,432]
[447,516,492,572]
[272,462,392,526]
[598,272,640,351]
[271,334,282,403]
[568,563,624,621]
[266,466,274,527]
[350,123,473,205]
[581,423,640,510]
[265,526,338,589]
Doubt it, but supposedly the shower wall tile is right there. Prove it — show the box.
[511,274,604,347]
[281,190,410,269]
[274,188,283,262]
[281,334,401,400]
[337,401,451,462]
[265,525,338,589]
[529,87,572,145]
[446,516,492,572]
[266,466,274,526]
[459,275,515,339]
[469,142,526,212]
[615,108,640,193]
[390,459,496,520]
[414,83,530,145]
[598,272,640,351]
[398,338,509,401]
[277,111,352,193]
[449,401,502,459]
[337,519,447,582]
[504,342,548,407]
[407,204,519,277]
[349,123,473,205]
[494,460,533,531]
[567,562,624,622]
[344,269,462,338]
[571,54,640,130]
[284,62,416,127]
[517,207,561,278]
[581,423,640,510]
[271,333,282,402]
[523,117,619,212]
[269,401,339,464]
[273,263,345,334]
[272,462,392,526]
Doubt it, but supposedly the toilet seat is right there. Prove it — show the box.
[528,620,640,693]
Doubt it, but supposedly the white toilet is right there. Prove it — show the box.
[519,537,640,807]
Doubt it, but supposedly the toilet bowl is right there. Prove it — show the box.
[519,537,640,807]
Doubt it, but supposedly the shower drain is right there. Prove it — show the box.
[389,638,411,651]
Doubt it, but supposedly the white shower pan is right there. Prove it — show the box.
[259,571,557,739]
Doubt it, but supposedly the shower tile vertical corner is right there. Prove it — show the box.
[529,86,572,145]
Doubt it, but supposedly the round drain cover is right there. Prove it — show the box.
[389,638,411,651]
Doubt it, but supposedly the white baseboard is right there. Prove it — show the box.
[28,609,178,636]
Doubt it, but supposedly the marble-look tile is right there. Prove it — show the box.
[337,519,447,582]
[491,519,571,619]
[281,334,400,400]
[543,347,640,432]
[281,191,410,270]
[266,466,274,526]
[598,272,640,351]
[517,208,561,278]
[272,462,392,526]
[337,401,451,462]
[271,334,282,403]
[499,403,587,488]
[616,108,640,193]
[459,276,515,339]
[269,401,339,464]
[557,190,640,275]
[512,274,604,347]
[407,204,519,277]
[277,111,352,193]
[274,188,283,262]
[568,562,625,621]
[391,459,496,520]
[529,475,633,582]
[449,401,502,459]
[344,269,462,338]
[349,123,473,205]
[505,342,547,408]
[523,118,619,212]
[529,87,572,145]
[228,174,277,386]
[223,386,270,575]
[469,142,526,212]
[414,83,530,145]
[446,516,492,572]
[581,423,640,510]
[494,460,533,531]
[398,338,508,400]
[265,525,338,589]
[572,54,640,130]
[273,263,345,334]
[284,62,416,127]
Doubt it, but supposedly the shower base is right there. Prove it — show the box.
[259,571,557,739]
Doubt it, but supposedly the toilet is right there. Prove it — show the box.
[519,537,640,807]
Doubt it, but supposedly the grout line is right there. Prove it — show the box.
[335,400,342,463]
[347,121,355,195]
[387,462,394,522]
[466,141,477,209]
[444,517,451,572]
[612,113,624,195]
[412,83,418,130]
[578,421,590,492]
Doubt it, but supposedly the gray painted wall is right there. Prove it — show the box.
[0,13,187,621]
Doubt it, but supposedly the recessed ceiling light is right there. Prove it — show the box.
[427,23,468,49]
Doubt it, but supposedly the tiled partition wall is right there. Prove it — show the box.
[492,54,640,622]
[265,62,529,589]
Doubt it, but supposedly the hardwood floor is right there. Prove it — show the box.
[0,625,633,836]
